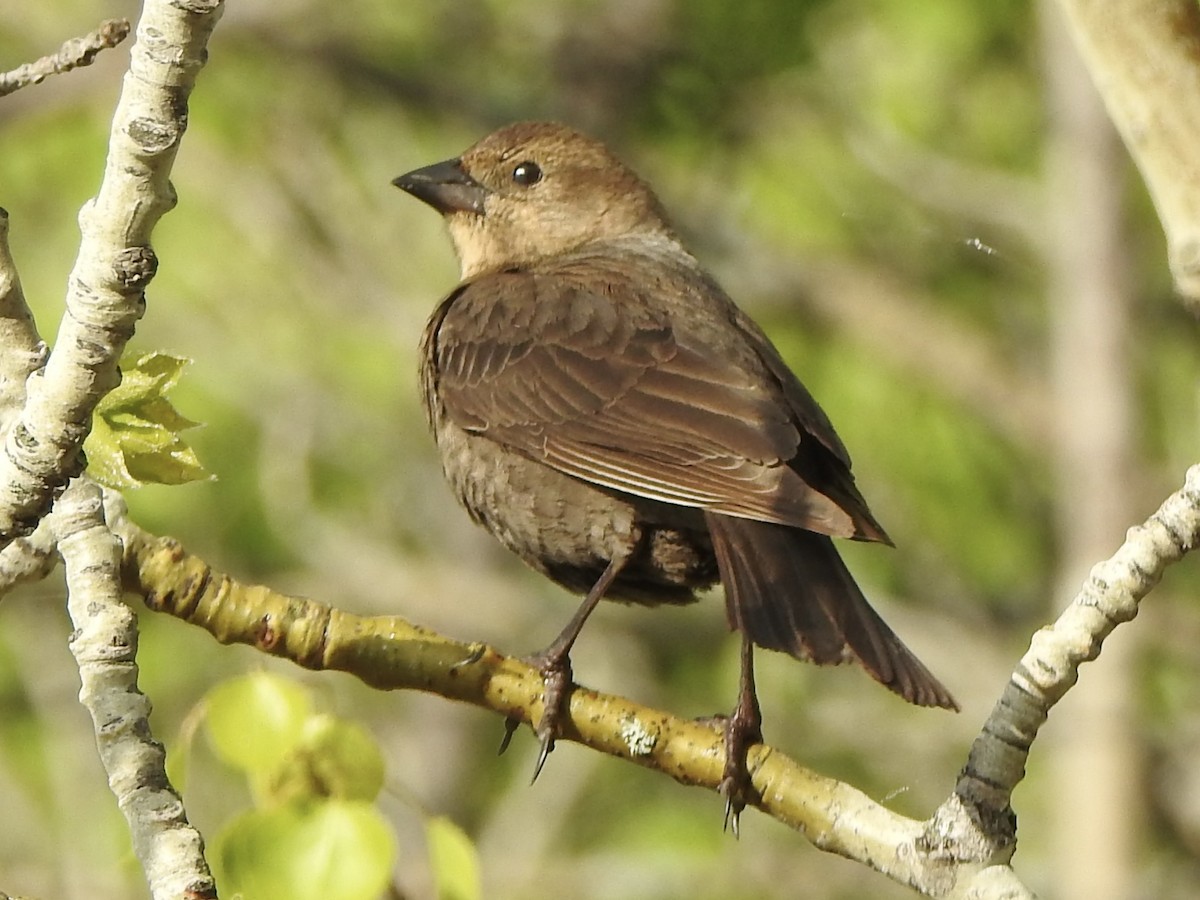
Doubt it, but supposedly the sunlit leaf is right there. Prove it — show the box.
[296,715,386,802]
[426,815,480,900]
[85,351,211,489]
[215,801,396,900]
[204,673,312,777]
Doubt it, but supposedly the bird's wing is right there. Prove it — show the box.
[427,261,883,540]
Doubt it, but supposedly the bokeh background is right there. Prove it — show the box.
[2,1,1199,898]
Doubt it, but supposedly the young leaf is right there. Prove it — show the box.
[427,815,481,900]
[204,672,312,777]
[297,715,387,802]
[215,801,396,900]
[84,350,211,489]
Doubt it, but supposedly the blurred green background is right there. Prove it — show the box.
[1,1,1198,898]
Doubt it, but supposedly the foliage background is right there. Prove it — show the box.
[1,1,1198,898]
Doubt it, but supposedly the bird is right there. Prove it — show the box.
[393,121,957,829]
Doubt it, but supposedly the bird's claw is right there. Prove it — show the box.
[528,652,572,782]
[497,649,574,782]
[451,642,488,672]
[718,696,763,837]
[532,732,555,782]
[721,784,745,838]
[498,716,521,756]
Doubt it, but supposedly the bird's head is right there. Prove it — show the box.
[394,121,671,278]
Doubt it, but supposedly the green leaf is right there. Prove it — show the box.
[297,715,387,802]
[215,801,396,900]
[426,816,481,900]
[204,673,312,777]
[85,351,211,489]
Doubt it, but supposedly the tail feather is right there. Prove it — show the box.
[705,512,957,710]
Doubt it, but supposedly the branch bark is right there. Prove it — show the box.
[111,507,965,894]
[0,209,45,434]
[0,191,55,596]
[1053,0,1200,307]
[949,465,1200,869]
[111,467,1200,896]
[54,480,215,900]
[0,0,223,547]
[0,19,131,97]
[0,3,226,896]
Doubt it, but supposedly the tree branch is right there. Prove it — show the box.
[108,510,977,895]
[1054,0,1200,307]
[113,464,1200,895]
[945,463,1200,862]
[0,19,131,98]
[0,5,226,895]
[0,209,45,434]
[54,479,215,900]
[0,0,224,547]
[0,200,55,599]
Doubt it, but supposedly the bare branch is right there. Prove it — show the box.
[0,1,224,547]
[0,518,57,595]
[0,201,54,601]
[1054,0,1200,307]
[948,464,1200,851]
[0,209,46,434]
[0,19,131,97]
[53,480,215,900]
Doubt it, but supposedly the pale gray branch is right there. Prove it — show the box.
[0,2,227,895]
[52,479,214,900]
[1054,0,1200,306]
[0,0,224,547]
[947,464,1200,857]
[0,517,58,595]
[0,208,46,435]
[0,191,54,602]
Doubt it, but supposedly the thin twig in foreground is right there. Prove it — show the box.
[0,19,131,97]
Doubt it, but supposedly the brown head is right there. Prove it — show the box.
[394,122,673,278]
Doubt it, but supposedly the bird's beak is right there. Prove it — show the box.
[392,158,488,216]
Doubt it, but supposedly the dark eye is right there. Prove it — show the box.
[512,161,543,186]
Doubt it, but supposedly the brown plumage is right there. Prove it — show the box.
[395,121,956,826]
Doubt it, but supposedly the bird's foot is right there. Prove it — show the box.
[716,697,764,837]
[497,647,575,783]
[531,651,573,780]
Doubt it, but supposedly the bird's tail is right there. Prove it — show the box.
[705,513,958,710]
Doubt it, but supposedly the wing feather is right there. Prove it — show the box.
[427,251,878,538]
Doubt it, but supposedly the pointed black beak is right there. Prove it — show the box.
[392,158,488,215]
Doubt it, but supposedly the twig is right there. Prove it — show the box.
[0,19,132,97]
[0,517,58,595]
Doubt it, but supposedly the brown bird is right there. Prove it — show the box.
[394,121,956,828]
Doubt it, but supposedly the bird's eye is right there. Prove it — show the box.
[512,161,543,186]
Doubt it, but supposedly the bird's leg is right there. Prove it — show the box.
[501,548,630,781]
[720,634,763,836]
